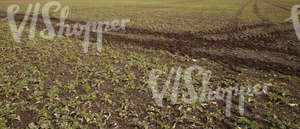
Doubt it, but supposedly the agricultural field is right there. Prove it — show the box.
[0,0,299,128]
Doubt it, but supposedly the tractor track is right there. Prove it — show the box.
[253,0,272,23]
[234,0,253,22]
[0,10,299,77]
[229,0,253,33]
[262,0,290,12]
[100,33,300,77]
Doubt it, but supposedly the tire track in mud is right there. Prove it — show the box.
[0,11,292,43]
[234,0,253,22]
[0,12,299,77]
[262,0,290,12]
[101,33,300,77]
[201,0,252,36]
[213,0,253,37]
[268,0,293,8]
[231,0,254,32]
[253,0,272,23]
[115,0,282,41]
[225,0,254,40]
